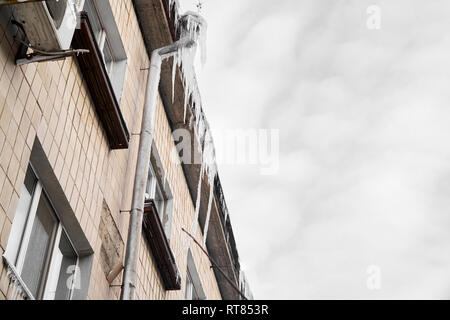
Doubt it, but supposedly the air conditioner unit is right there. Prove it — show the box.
[13,0,85,52]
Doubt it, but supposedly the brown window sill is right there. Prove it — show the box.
[72,12,129,150]
[143,199,181,290]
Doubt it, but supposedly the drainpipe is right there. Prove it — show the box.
[121,37,196,300]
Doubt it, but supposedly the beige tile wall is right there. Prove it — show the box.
[0,0,221,301]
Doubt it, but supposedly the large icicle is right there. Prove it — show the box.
[171,55,176,103]
[168,11,207,125]
[202,181,214,245]
[201,128,216,244]
[168,0,182,32]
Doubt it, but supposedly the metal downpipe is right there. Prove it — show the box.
[121,38,195,300]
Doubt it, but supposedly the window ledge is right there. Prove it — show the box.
[1,255,34,300]
[71,12,130,150]
[143,200,181,290]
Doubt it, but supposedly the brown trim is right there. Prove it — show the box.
[143,200,181,290]
[72,12,129,150]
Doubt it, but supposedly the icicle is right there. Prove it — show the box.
[169,11,206,125]
[198,21,207,67]
[8,273,19,300]
[183,82,189,123]
[171,56,176,103]
[188,114,194,128]
[202,182,214,245]
[5,264,29,300]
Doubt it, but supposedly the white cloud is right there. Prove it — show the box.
[180,0,450,299]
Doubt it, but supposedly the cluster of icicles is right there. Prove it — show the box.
[6,267,28,300]
[167,1,218,249]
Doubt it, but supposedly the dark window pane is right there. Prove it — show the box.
[21,195,58,298]
[24,166,37,194]
[185,271,200,300]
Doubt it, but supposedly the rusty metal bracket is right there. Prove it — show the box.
[12,19,88,66]
[16,50,74,66]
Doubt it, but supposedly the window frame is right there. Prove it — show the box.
[185,269,200,300]
[72,12,129,149]
[83,0,127,102]
[42,224,80,300]
[146,164,166,221]
[145,147,174,240]
[4,165,80,300]
[185,250,206,300]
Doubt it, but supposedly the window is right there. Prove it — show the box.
[145,164,166,221]
[145,151,174,239]
[141,147,180,290]
[4,166,80,300]
[83,0,127,101]
[185,251,205,300]
[185,270,200,300]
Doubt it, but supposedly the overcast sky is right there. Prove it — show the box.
[179,0,450,299]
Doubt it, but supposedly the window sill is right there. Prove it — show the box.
[143,200,181,290]
[71,12,130,150]
[1,255,34,300]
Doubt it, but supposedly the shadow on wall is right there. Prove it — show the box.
[0,5,22,60]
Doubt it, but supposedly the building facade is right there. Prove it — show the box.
[0,0,249,300]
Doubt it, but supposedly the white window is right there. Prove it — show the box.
[146,164,166,220]
[83,0,127,101]
[185,270,200,300]
[4,166,80,300]
[145,153,174,239]
[185,250,205,300]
